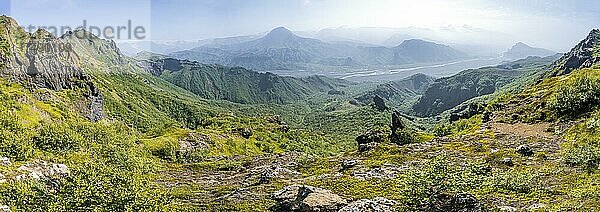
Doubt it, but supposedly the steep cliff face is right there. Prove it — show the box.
[544,29,600,77]
[0,16,105,121]
[0,16,84,90]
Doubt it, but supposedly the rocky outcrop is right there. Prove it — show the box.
[341,160,358,170]
[0,16,105,122]
[373,95,387,112]
[0,205,10,212]
[449,103,485,122]
[501,158,514,167]
[15,160,70,181]
[339,197,397,212]
[82,81,105,122]
[0,17,84,91]
[178,132,211,152]
[271,185,348,211]
[546,29,600,77]
[0,157,10,166]
[138,57,183,76]
[258,165,301,184]
[352,166,399,180]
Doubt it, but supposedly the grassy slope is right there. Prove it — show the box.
[412,56,558,117]
[0,19,386,211]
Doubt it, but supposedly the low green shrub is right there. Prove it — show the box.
[34,121,84,153]
[551,74,600,117]
[0,111,34,161]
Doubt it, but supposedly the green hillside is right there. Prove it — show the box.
[2,14,600,211]
[140,57,350,104]
[413,55,559,117]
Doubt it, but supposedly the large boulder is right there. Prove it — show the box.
[516,144,534,156]
[339,197,397,212]
[341,160,359,170]
[271,185,348,211]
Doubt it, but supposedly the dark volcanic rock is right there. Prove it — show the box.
[356,130,385,152]
[390,111,405,133]
[83,81,105,122]
[516,144,534,156]
[239,128,253,139]
[356,131,384,145]
[482,111,492,123]
[358,142,379,152]
[390,111,414,145]
[139,57,184,76]
[341,160,358,170]
[502,158,514,167]
[373,95,387,111]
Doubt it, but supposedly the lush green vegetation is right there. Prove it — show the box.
[551,70,600,117]
[0,78,164,210]
[151,58,350,104]
[413,55,558,117]
[3,15,600,211]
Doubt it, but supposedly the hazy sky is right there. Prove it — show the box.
[4,0,600,51]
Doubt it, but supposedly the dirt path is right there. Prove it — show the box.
[490,122,554,140]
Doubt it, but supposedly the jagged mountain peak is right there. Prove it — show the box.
[545,29,600,77]
[0,15,21,29]
[60,29,126,66]
[32,29,56,39]
[60,28,101,40]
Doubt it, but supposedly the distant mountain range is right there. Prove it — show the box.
[502,42,556,61]
[169,27,470,71]
[116,35,264,56]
